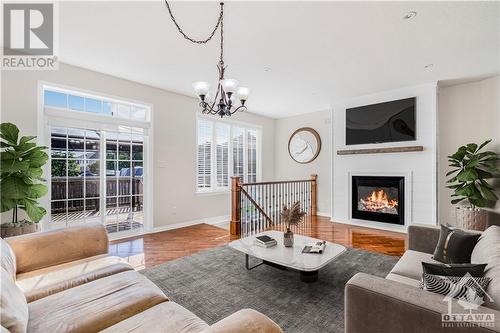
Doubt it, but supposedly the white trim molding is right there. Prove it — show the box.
[152,215,230,234]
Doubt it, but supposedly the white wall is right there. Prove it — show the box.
[438,76,500,225]
[274,110,331,215]
[332,83,438,230]
[0,63,275,228]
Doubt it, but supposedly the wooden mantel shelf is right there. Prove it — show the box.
[337,145,424,155]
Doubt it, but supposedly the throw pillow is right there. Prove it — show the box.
[422,262,487,277]
[433,224,480,263]
[421,273,491,302]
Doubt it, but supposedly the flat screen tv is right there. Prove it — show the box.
[346,97,416,145]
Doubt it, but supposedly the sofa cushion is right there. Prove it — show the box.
[27,270,168,333]
[471,225,500,310]
[385,273,421,288]
[0,268,28,333]
[101,301,209,333]
[7,223,108,274]
[16,254,133,302]
[388,250,441,281]
[1,238,16,279]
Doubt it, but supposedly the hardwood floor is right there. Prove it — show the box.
[109,216,406,269]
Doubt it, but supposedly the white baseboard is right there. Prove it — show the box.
[152,215,230,234]
[331,217,408,234]
[316,211,331,218]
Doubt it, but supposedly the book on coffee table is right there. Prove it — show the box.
[254,235,277,248]
[302,240,326,254]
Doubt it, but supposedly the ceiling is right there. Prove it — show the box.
[59,1,500,118]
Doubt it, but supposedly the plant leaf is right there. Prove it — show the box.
[20,198,46,222]
[0,177,30,199]
[477,139,492,152]
[19,136,36,145]
[27,184,48,199]
[466,143,478,153]
[0,123,19,144]
[456,168,478,182]
[0,197,17,213]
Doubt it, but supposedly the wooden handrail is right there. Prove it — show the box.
[242,179,313,186]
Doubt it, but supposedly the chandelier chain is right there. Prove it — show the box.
[164,1,224,47]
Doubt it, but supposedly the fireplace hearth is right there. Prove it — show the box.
[352,176,405,225]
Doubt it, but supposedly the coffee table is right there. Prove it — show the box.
[229,230,347,282]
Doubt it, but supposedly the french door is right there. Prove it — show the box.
[49,126,146,235]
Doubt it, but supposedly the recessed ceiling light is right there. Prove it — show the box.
[424,63,434,69]
[402,11,417,20]
[263,66,272,72]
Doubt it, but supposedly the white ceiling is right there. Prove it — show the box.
[59,1,500,118]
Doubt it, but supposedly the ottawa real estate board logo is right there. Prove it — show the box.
[2,2,58,69]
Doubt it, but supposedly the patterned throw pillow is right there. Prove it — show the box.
[421,273,491,301]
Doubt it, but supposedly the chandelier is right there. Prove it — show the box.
[165,1,250,118]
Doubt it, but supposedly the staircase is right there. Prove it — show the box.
[230,175,317,237]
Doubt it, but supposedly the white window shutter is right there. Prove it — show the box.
[197,119,213,189]
[215,123,230,187]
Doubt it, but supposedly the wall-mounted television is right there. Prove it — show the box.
[345,97,416,145]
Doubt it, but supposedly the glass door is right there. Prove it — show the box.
[49,126,145,235]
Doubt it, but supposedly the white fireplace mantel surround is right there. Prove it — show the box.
[331,83,438,233]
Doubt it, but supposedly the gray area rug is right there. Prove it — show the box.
[142,245,398,333]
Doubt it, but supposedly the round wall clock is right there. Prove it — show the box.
[288,127,322,164]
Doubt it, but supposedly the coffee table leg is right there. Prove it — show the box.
[300,270,318,283]
[245,254,264,270]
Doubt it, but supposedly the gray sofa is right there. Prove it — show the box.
[345,224,500,333]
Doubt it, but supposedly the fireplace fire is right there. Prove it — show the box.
[358,189,398,215]
[352,176,405,225]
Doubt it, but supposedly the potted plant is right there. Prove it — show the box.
[0,123,48,237]
[446,139,499,230]
[281,201,306,247]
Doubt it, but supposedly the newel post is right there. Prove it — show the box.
[310,174,318,216]
[230,176,242,235]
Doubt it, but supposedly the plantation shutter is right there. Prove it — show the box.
[215,123,230,187]
[247,129,257,183]
[197,119,212,188]
[232,126,245,181]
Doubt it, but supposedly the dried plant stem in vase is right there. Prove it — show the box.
[281,201,306,247]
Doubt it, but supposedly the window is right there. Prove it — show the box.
[44,88,149,121]
[43,84,150,236]
[197,118,260,192]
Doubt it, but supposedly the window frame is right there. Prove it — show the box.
[38,81,154,240]
[196,115,262,194]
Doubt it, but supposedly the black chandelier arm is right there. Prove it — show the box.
[164,1,224,45]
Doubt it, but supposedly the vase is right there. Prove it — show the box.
[284,228,294,247]
[0,222,38,238]
[455,206,488,231]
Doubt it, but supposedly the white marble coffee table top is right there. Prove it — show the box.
[229,230,347,272]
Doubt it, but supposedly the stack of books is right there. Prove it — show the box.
[254,235,277,248]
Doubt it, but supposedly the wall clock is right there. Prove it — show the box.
[288,127,322,164]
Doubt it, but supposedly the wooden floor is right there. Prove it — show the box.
[109,216,406,269]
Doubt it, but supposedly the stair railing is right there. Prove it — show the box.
[230,174,317,236]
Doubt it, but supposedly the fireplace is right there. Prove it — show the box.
[352,176,405,225]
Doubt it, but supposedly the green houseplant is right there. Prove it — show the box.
[0,123,49,237]
[446,139,499,230]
